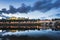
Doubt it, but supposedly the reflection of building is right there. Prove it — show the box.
[0,17,60,30]
[0,17,50,28]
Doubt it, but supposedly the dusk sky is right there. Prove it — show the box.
[0,0,60,19]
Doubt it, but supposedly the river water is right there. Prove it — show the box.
[0,29,60,40]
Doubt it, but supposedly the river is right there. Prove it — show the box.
[0,29,60,40]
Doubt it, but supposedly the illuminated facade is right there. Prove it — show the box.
[0,17,60,30]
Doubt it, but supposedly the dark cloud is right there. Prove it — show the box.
[1,8,9,14]
[17,3,31,13]
[0,11,2,14]
[0,0,60,14]
[0,4,31,14]
[32,0,60,12]
[0,6,17,14]
[55,14,60,17]
[8,5,17,14]
[32,0,52,12]
[0,14,10,19]
[53,0,60,8]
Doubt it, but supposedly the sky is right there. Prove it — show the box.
[0,0,60,19]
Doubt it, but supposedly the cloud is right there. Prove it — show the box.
[0,0,60,14]
[17,3,31,13]
[1,8,9,14]
[32,0,51,11]
[0,14,10,19]
[0,0,60,19]
[8,5,17,14]
[1,8,60,19]
[53,0,60,8]
[0,11,2,14]
[0,4,31,14]
[54,14,60,17]
[32,0,60,12]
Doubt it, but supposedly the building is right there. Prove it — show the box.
[0,17,60,31]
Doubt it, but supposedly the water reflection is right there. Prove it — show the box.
[0,29,60,40]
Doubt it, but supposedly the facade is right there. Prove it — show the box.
[0,17,60,30]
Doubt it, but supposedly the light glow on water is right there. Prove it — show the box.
[0,30,2,32]
[2,29,59,36]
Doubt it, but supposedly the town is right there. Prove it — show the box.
[0,17,60,31]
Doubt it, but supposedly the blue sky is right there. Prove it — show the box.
[0,0,60,19]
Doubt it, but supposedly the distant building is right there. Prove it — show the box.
[0,17,60,31]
